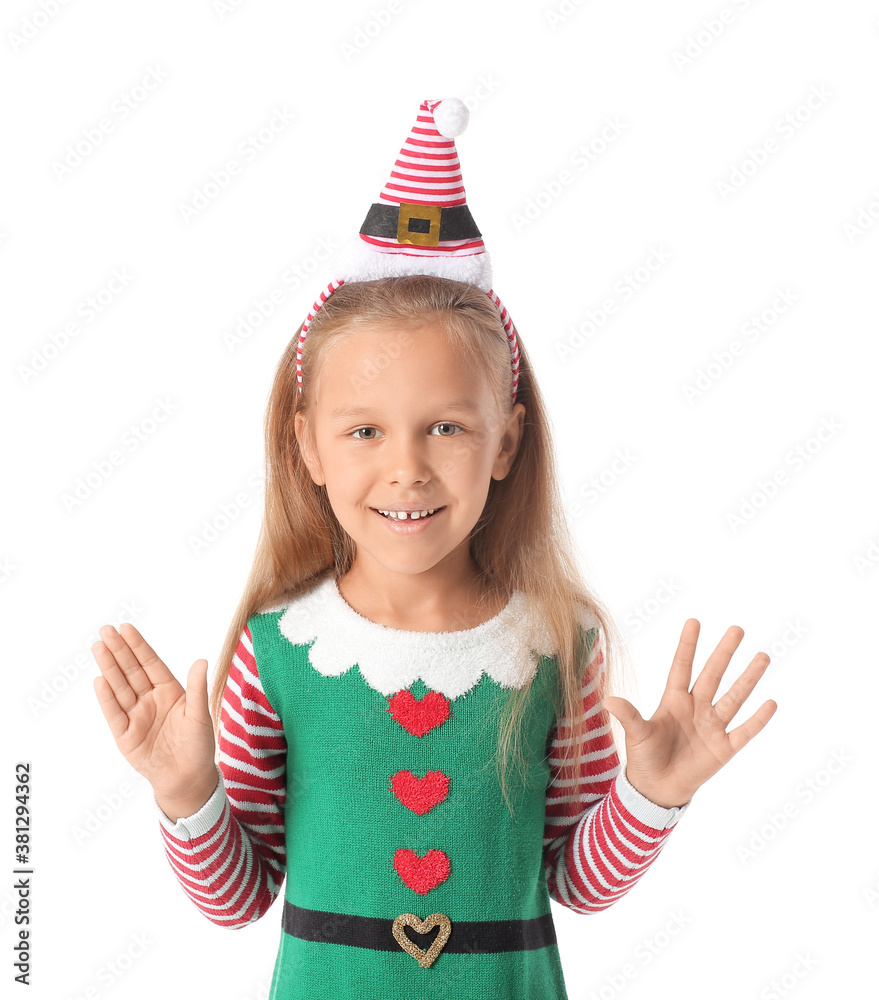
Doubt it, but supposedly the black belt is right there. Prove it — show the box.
[282,900,556,968]
[359,202,482,247]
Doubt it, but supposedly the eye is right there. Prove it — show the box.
[349,423,463,441]
[350,426,379,441]
[431,422,462,437]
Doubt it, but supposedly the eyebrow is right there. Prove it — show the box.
[329,399,481,419]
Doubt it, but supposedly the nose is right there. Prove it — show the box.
[383,431,431,487]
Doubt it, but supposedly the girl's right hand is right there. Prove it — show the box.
[92,623,218,815]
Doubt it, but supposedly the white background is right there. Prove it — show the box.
[3,1,877,998]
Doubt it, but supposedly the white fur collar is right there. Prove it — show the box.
[266,572,557,698]
[332,232,494,292]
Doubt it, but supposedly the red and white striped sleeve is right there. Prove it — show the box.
[154,623,288,928]
[543,623,690,914]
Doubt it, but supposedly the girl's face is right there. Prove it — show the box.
[294,320,525,583]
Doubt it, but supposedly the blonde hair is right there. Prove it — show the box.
[209,273,633,810]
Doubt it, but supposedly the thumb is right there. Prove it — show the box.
[184,659,212,727]
[601,696,650,743]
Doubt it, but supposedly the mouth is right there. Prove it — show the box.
[371,506,446,522]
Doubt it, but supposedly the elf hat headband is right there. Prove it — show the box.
[296,97,521,403]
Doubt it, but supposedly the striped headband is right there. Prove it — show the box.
[295,97,521,403]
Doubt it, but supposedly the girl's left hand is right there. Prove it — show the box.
[601,619,778,810]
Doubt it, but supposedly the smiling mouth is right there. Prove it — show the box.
[372,506,446,521]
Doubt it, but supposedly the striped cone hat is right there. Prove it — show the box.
[296,97,521,402]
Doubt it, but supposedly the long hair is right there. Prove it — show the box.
[209,273,633,810]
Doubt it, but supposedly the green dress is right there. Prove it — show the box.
[250,571,577,1000]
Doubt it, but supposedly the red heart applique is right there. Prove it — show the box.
[390,770,449,815]
[387,690,450,737]
[393,848,450,895]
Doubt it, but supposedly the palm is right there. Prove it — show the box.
[603,619,777,809]
[92,623,216,799]
[122,677,202,774]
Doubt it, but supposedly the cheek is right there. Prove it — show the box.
[319,456,361,503]
[446,450,495,502]
[323,450,365,486]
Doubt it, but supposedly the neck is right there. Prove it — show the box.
[337,559,506,633]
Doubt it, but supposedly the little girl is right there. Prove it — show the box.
[92,98,776,1000]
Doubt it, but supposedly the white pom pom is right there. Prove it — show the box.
[433,98,469,138]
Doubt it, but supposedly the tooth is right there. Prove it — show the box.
[379,508,438,520]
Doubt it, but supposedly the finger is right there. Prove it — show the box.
[184,660,213,728]
[664,619,700,695]
[92,625,155,701]
[99,623,176,700]
[93,675,131,742]
[713,652,771,727]
[601,697,651,745]
[690,625,745,704]
[118,623,178,684]
[727,699,778,755]
[91,636,140,713]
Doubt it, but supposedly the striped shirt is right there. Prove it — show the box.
[156,623,689,927]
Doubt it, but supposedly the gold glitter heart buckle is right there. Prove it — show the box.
[392,912,451,968]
